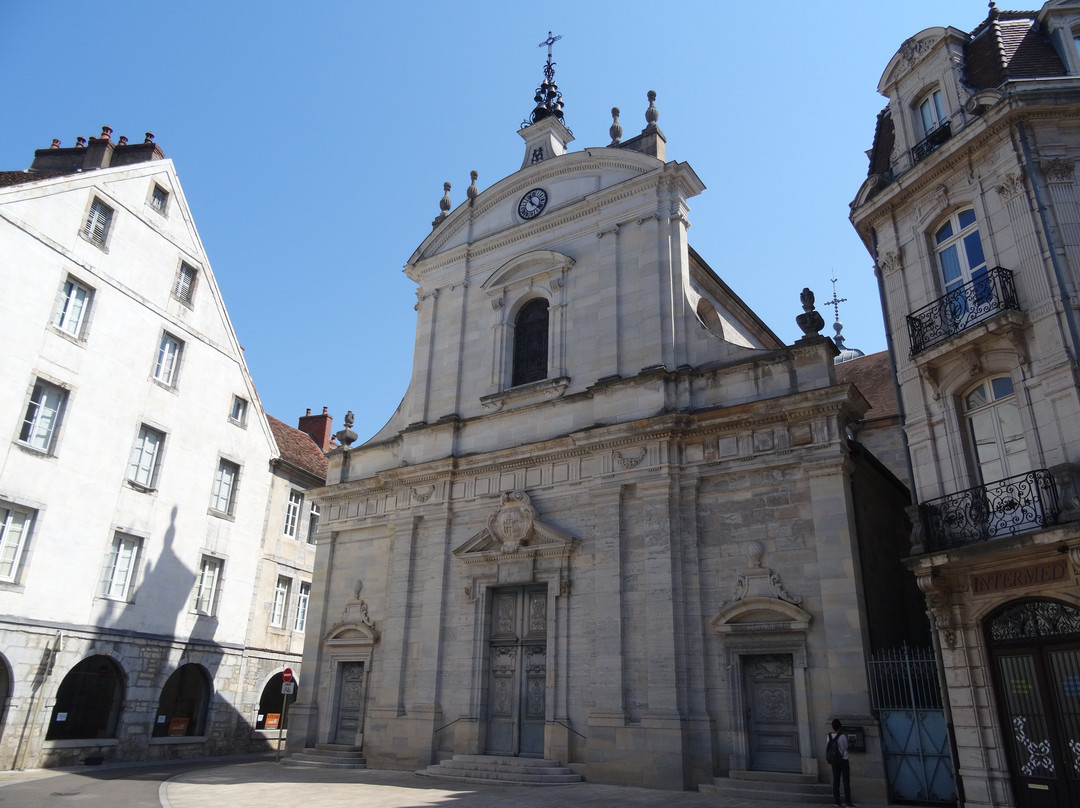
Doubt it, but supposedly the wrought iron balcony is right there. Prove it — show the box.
[920,469,1060,551]
[906,266,1020,357]
[911,121,952,164]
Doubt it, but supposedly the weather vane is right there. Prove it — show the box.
[825,276,847,322]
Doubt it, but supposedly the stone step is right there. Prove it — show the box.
[282,756,367,769]
[698,775,832,803]
[309,744,365,757]
[417,754,583,786]
[282,745,367,769]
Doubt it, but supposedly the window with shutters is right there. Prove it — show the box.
[82,198,113,249]
[512,298,549,386]
[101,533,141,600]
[210,459,240,515]
[19,379,67,454]
[52,276,93,339]
[173,263,197,306]
[128,425,165,490]
[154,333,184,387]
[0,503,34,583]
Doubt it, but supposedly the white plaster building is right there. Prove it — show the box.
[0,131,321,767]
[291,58,923,796]
[850,4,1080,806]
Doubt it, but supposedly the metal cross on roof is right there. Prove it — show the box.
[539,31,562,60]
[825,276,848,322]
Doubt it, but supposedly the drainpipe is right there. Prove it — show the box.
[869,229,965,806]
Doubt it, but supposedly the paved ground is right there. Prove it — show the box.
[160,761,832,808]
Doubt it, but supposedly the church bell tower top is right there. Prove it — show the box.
[518,32,574,169]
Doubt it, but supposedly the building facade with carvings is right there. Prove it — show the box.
[0,133,322,768]
[290,65,921,794]
[850,4,1080,807]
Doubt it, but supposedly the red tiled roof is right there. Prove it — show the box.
[267,413,328,481]
[835,350,898,421]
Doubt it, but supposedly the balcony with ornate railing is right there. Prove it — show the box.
[920,469,1061,551]
[906,266,1020,357]
[911,121,952,164]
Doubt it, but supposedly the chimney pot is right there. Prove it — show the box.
[50,139,61,149]
[76,137,86,148]
[322,406,328,415]
[144,132,155,143]
[100,125,112,141]
[306,408,311,416]
[118,135,128,146]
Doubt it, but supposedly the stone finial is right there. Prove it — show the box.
[335,410,358,447]
[609,107,622,146]
[50,139,61,149]
[467,170,479,202]
[99,125,112,141]
[644,90,659,132]
[144,132,155,143]
[432,182,452,229]
[747,540,765,568]
[76,136,86,148]
[796,287,825,339]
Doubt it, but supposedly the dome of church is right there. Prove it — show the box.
[833,319,865,364]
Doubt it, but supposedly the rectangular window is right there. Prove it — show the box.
[0,505,33,582]
[307,504,320,545]
[150,184,169,213]
[211,459,239,514]
[193,555,222,614]
[154,333,183,386]
[128,425,165,489]
[173,264,197,305]
[295,581,310,632]
[53,277,93,338]
[271,576,291,627]
[19,379,67,453]
[229,396,248,425]
[82,198,113,247]
[101,533,141,599]
[283,490,304,537]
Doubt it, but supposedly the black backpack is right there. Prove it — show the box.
[826,732,840,764]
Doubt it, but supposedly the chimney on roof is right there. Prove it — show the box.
[298,407,333,453]
[29,127,165,174]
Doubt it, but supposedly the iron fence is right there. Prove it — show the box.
[906,266,1019,356]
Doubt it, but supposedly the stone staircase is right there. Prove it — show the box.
[416,754,583,785]
[282,743,366,769]
[698,770,833,803]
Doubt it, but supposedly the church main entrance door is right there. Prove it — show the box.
[332,661,365,745]
[743,653,801,772]
[486,585,547,757]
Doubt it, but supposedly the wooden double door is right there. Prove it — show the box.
[486,585,547,757]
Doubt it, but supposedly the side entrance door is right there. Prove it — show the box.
[743,653,801,772]
[332,661,365,745]
[486,585,547,757]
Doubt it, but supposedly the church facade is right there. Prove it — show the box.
[292,64,917,793]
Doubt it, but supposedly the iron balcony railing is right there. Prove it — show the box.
[907,266,1020,357]
[921,469,1060,551]
[912,121,952,163]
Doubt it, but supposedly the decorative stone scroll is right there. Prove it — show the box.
[711,541,811,635]
[453,489,576,563]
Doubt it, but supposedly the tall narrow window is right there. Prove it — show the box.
[964,376,1030,484]
[936,209,988,295]
[295,582,311,632]
[229,396,248,425]
[82,198,113,248]
[193,556,222,614]
[0,505,33,582]
[307,504,320,545]
[211,460,239,514]
[920,90,946,135]
[53,277,93,338]
[154,333,183,386]
[173,264,197,305]
[128,425,165,489]
[271,576,291,627]
[19,379,67,453]
[511,298,549,386]
[101,533,141,599]
[283,490,303,537]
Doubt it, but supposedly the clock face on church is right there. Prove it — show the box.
[518,188,548,220]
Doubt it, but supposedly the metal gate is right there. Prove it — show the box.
[868,646,956,804]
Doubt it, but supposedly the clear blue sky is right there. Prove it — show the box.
[3,1,984,443]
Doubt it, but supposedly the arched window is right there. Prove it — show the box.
[512,298,549,387]
[46,655,124,740]
[153,663,212,737]
[963,376,1029,484]
[935,209,987,295]
[256,671,298,730]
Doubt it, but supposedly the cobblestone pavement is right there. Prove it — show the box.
[162,761,833,808]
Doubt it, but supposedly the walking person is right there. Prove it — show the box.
[828,718,854,807]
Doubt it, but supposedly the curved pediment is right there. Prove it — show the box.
[710,596,813,635]
[482,250,575,291]
[325,619,378,644]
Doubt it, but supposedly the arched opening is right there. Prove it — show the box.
[152,663,212,737]
[46,655,124,740]
[512,298,548,387]
[256,671,298,730]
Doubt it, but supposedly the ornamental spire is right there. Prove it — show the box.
[522,31,569,132]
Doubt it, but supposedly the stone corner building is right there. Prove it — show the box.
[850,3,1080,807]
[293,60,920,794]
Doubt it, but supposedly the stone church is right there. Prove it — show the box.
[290,51,920,794]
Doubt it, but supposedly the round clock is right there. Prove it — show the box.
[518,188,548,220]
